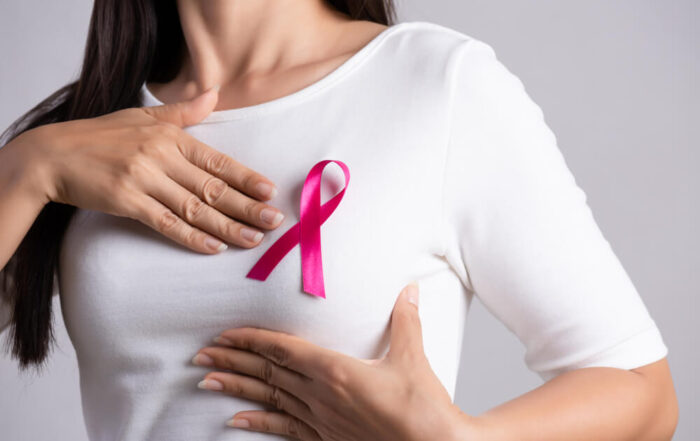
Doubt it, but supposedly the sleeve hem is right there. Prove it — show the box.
[537,322,669,382]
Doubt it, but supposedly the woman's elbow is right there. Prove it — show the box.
[630,358,679,441]
[657,388,679,441]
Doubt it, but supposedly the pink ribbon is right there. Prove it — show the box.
[246,160,350,299]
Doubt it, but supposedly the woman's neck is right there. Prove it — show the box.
[174,0,354,94]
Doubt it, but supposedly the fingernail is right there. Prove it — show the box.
[240,227,263,243]
[213,336,233,345]
[226,418,250,428]
[191,353,214,366]
[260,208,284,225]
[205,236,227,252]
[198,378,224,391]
[256,182,278,199]
[405,282,419,308]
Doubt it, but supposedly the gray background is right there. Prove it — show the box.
[0,1,697,440]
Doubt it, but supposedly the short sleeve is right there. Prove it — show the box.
[440,38,668,382]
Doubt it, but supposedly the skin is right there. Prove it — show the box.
[0,0,680,439]
[149,1,389,112]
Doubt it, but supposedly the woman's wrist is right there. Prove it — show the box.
[440,404,486,441]
[2,126,56,206]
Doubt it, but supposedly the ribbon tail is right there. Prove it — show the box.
[246,222,301,281]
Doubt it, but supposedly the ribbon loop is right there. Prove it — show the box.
[246,160,350,298]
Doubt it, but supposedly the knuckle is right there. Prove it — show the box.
[111,172,134,196]
[239,170,256,192]
[325,362,349,390]
[286,417,302,437]
[157,209,180,233]
[123,155,151,179]
[243,199,258,220]
[202,177,228,205]
[136,138,165,157]
[266,385,283,409]
[181,195,206,223]
[229,380,245,397]
[260,360,275,384]
[206,153,229,175]
[184,225,201,246]
[223,221,241,242]
[116,160,150,191]
[223,352,239,370]
[304,394,321,414]
[264,342,290,367]
[261,416,273,433]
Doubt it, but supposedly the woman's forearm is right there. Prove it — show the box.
[454,359,678,441]
[0,131,52,271]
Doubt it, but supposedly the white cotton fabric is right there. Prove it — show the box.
[0,21,667,441]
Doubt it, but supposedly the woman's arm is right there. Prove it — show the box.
[439,38,678,440]
[0,134,49,335]
[455,358,679,441]
[0,132,52,272]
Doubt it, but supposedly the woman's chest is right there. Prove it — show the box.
[57,123,449,365]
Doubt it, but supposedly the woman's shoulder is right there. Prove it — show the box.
[386,20,476,45]
[377,21,497,76]
[381,21,488,57]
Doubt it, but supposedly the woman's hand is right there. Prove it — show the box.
[191,283,473,441]
[16,86,284,253]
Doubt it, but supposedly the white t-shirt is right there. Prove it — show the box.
[1,20,667,441]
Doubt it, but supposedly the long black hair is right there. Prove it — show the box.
[0,0,396,374]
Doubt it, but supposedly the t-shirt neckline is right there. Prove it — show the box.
[140,21,416,123]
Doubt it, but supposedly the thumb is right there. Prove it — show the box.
[387,282,424,362]
[141,84,219,127]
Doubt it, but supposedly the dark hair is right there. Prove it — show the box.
[0,0,396,374]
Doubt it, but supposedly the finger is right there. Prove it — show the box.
[194,346,312,398]
[162,153,285,230]
[142,169,265,248]
[198,371,312,423]
[175,130,279,201]
[226,410,321,441]
[217,327,347,381]
[140,85,219,127]
[387,282,425,363]
[125,191,228,254]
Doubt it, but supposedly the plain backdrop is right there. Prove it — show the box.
[0,1,697,440]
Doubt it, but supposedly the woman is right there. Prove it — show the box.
[0,0,679,440]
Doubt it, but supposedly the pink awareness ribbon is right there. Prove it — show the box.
[246,159,350,299]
